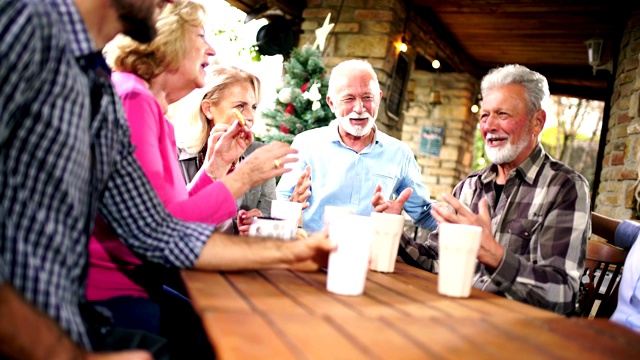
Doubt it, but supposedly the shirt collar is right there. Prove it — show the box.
[516,143,546,184]
[330,121,383,148]
[328,120,342,142]
[49,0,96,57]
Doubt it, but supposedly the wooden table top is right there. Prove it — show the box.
[181,262,640,359]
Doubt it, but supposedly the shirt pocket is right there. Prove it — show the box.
[506,219,541,258]
[370,173,397,197]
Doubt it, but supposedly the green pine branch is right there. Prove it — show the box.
[260,45,334,144]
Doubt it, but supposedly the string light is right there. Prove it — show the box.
[432,59,440,69]
[399,36,408,52]
[471,92,482,114]
[398,2,410,53]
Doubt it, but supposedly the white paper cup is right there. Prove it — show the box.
[248,216,297,241]
[270,199,303,223]
[326,214,374,296]
[323,206,355,230]
[437,223,482,298]
[369,212,405,273]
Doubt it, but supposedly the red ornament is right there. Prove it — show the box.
[279,80,317,135]
[285,103,294,115]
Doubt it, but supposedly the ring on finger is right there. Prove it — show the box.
[274,159,281,169]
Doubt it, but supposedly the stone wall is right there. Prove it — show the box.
[402,71,479,200]
[594,9,640,220]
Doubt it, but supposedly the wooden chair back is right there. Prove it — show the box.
[577,240,627,318]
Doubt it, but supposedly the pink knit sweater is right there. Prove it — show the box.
[86,72,236,301]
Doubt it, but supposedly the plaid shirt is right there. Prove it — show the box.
[405,145,590,315]
[0,0,213,349]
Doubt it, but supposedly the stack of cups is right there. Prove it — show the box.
[437,223,482,298]
[369,212,405,273]
[323,206,355,229]
[324,206,374,296]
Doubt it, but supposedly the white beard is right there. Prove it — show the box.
[484,134,529,164]
[337,111,376,137]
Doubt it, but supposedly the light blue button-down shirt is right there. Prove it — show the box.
[276,122,437,233]
[610,220,640,332]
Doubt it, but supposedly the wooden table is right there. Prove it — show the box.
[181,262,640,359]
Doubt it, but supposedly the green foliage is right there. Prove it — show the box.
[472,126,489,171]
[540,126,597,158]
[249,45,261,62]
[260,45,334,144]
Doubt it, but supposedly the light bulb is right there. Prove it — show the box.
[471,104,479,113]
[398,36,408,52]
[432,59,440,69]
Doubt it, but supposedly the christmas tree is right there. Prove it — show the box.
[258,44,334,144]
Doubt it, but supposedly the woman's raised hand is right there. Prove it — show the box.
[219,141,297,201]
[204,120,253,180]
[232,141,298,189]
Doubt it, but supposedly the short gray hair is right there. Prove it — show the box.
[327,59,380,99]
[480,64,550,116]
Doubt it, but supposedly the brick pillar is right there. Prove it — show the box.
[594,8,640,220]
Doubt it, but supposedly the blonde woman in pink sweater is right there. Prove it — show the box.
[85,2,295,358]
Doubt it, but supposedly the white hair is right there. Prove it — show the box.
[327,59,380,99]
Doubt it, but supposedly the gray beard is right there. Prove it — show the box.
[484,138,529,164]
[338,116,376,137]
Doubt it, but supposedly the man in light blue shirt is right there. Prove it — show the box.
[276,59,436,233]
[597,215,640,332]
[591,212,640,331]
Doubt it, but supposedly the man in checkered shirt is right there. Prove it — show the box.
[373,64,591,315]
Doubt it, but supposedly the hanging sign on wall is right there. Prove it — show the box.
[419,125,445,157]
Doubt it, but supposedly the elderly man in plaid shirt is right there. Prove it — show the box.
[373,64,590,315]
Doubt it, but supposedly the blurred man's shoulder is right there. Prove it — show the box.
[547,157,589,184]
[1,0,58,30]
[295,125,333,140]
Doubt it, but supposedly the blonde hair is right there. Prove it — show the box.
[105,0,206,81]
[176,65,261,153]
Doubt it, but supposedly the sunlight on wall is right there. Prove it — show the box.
[192,0,284,136]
